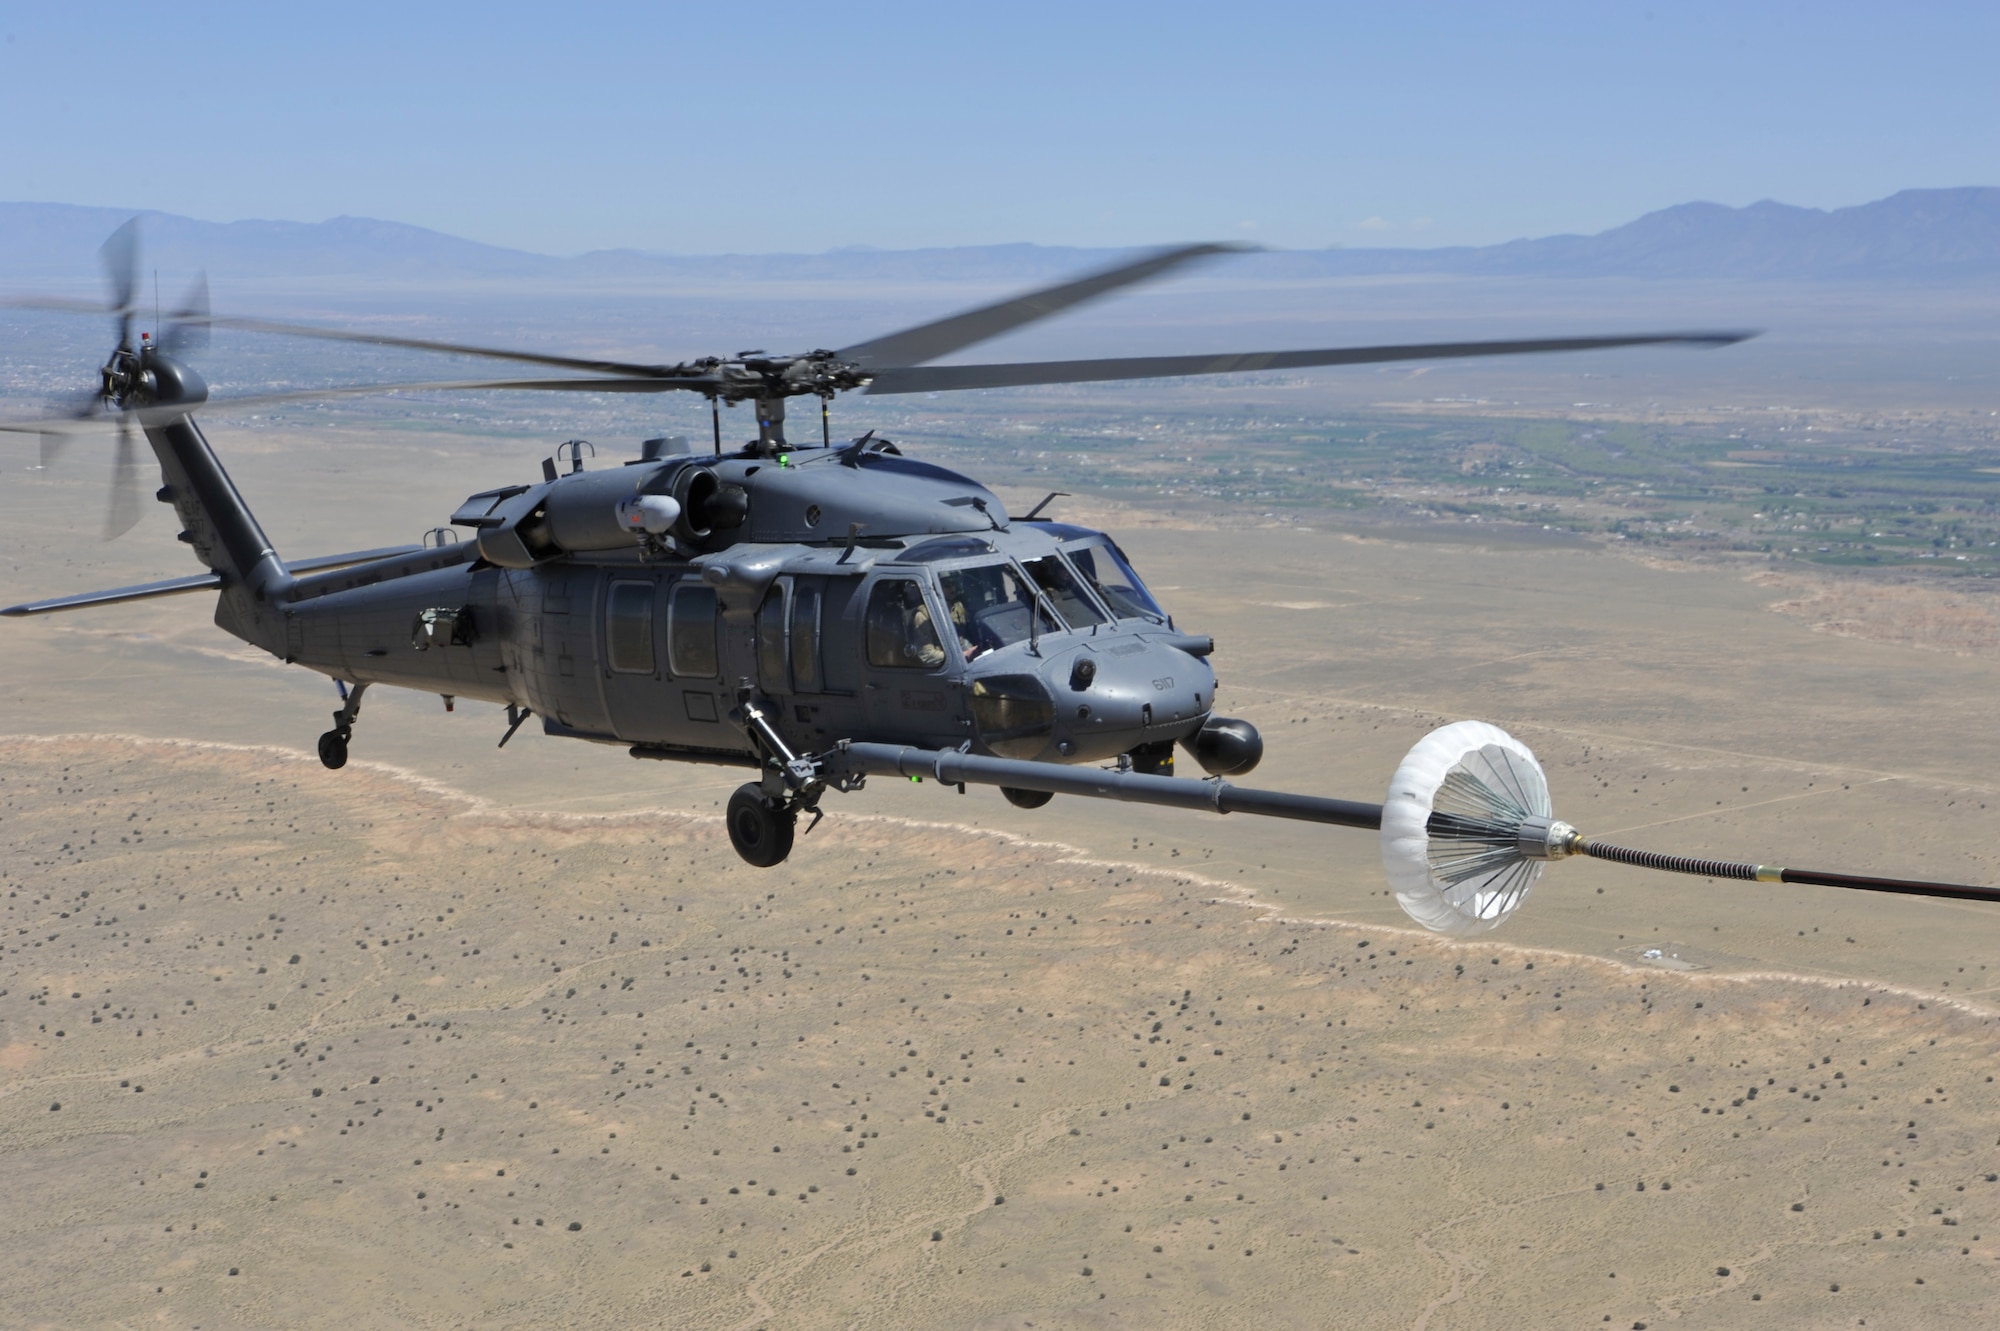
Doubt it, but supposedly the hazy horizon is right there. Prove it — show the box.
[7,188,1994,262]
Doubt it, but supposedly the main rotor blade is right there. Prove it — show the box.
[837,243,1248,370]
[862,331,1757,394]
[0,295,115,315]
[186,375,725,413]
[189,314,684,378]
[105,420,144,540]
[15,293,696,378]
[0,412,109,440]
[100,218,141,315]
[0,376,719,438]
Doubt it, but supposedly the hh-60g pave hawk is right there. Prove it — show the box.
[7,221,1999,936]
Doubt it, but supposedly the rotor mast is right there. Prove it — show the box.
[755,393,787,452]
[738,352,862,455]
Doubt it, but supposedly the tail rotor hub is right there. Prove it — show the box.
[97,344,153,412]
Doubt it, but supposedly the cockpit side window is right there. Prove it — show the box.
[1019,554,1106,628]
[1064,540,1165,621]
[865,578,945,669]
[936,561,1060,660]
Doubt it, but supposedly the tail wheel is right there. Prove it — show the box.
[726,784,796,867]
[1000,786,1053,810]
[317,730,350,770]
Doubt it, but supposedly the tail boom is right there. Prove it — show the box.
[136,356,293,655]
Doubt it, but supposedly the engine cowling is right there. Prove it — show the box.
[662,463,746,543]
[452,459,749,568]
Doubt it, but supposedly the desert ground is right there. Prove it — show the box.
[6,422,2000,1328]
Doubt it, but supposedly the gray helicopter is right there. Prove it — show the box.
[4,225,1757,874]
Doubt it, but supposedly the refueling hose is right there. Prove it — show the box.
[1579,839,2000,904]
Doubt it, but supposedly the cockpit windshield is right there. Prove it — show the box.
[1019,554,1106,628]
[936,561,1061,660]
[1063,539,1165,622]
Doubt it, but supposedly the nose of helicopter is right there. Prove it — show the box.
[967,635,1214,764]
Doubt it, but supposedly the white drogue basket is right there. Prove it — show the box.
[1380,720,1554,936]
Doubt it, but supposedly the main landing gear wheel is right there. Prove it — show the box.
[727,784,797,867]
[319,680,368,771]
[1001,786,1053,810]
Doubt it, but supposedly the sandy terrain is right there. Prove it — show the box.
[7,424,2000,1326]
[5,736,2000,1331]
[1750,568,2000,658]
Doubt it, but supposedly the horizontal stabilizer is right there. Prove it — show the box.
[1,570,220,616]
[1,544,422,617]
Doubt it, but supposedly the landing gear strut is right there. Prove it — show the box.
[721,693,835,867]
[726,784,797,867]
[318,680,369,770]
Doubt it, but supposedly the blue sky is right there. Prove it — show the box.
[4,2,1995,255]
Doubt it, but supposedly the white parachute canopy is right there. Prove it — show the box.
[1381,721,1552,936]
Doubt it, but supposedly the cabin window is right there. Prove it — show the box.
[756,583,789,692]
[605,581,656,674]
[1064,540,1165,621]
[668,582,720,677]
[865,578,944,669]
[790,580,823,693]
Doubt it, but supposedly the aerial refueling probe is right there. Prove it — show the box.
[824,723,1999,935]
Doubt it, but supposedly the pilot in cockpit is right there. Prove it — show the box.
[948,596,979,659]
[940,563,1055,660]
[937,570,985,660]
[899,580,947,667]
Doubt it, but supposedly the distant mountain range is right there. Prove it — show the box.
[1336,188,2000,280]
[5,188,2000,287]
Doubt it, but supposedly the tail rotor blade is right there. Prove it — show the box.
[59,384,105,423]
[100,218,141,340]
[104,420,144,540]
[40,431,72,470]
[162,272,210,358]
[38,388,106,469]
